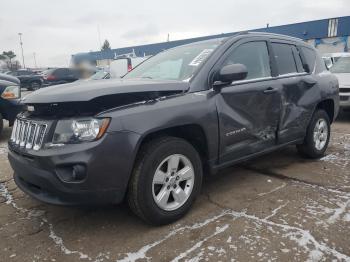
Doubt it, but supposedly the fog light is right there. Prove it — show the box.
[56,164,87,182]
[72,165,86,180]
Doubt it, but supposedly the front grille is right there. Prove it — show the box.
[10,118,48,151]
[339,88,350,93]
[340,96,349,101]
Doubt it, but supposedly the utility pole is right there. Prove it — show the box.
[97,25,102,49]
[33,52,37,68]
[167,33,170,42]
[18,33,25,68]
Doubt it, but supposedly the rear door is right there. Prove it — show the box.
[110,58,129,78]
[271,41,315,143]
[216,39,282,163]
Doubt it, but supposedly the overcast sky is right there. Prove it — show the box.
[1,0,349,67]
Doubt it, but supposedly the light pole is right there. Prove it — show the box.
[18,33,25,68]
[33,52,37,68]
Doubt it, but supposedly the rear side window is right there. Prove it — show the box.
[272,43,298,75]
[55,68,74,77]
[291,46,305,72]
[301,47,316,73]
[223,41,271,80]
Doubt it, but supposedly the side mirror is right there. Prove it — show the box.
[214,64,248,86]
[324,60,333,70]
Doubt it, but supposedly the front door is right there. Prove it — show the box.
[216,40,282,164]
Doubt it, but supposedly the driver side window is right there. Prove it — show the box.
[223,41,271,80]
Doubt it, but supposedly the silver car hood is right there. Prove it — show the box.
[333,73,350,87]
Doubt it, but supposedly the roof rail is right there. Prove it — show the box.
[246,31,303,41]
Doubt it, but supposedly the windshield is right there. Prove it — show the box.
[330,57,350,73]
[124,39,222,81]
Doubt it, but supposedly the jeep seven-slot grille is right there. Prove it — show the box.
[339,88,350,93]
[10,119,48,151]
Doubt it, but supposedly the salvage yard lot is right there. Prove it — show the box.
[1,113,350,262]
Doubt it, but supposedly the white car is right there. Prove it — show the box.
[109,57,149,78]
[330,56,350,109]
[85,57,150,81]
[322,52,350,68]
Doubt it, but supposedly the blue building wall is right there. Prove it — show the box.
[72,16,350,64]
[338,16,350,36]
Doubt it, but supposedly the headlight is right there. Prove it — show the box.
[1,85,20,99]
[52,118,110,144]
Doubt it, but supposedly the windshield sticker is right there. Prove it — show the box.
[188,49,214,66]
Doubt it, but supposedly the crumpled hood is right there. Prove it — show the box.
[22,78,190,104]
[333,73,350,87]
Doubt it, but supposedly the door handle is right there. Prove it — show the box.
[263,87,277,94]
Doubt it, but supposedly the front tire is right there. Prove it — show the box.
[297,109,330,158]
[128,136,203,225]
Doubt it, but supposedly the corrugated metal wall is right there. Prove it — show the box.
[72,16,350,64]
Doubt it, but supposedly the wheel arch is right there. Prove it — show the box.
[134,124,211,174]
[315,99,335,123]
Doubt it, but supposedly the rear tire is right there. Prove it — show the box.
[127,136,203,225]
[29,81,41,91]
[297,109,330,159]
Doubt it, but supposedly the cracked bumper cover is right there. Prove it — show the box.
[8,131,140,205]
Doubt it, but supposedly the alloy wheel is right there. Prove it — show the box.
[313,118,328,150]
[152,154,195,211]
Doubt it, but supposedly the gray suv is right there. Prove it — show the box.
[8,32,339,225]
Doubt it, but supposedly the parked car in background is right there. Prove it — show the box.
[0,74,23,136]
[6,69,43,91]
[8,33,339,225]
[86,70,110,80]
[322,52,350,68]
[109,57,149,78]
[84,57,149,81]
[42,68,80,86]
[330,56,350,109]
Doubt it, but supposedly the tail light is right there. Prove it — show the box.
[46,75,56,81]
[127,64,132,72]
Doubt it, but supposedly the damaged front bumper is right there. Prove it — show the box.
[8,131,140,205]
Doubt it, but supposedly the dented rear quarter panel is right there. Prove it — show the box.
[277,71,339,143]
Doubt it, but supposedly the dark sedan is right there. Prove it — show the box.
[0,74,24,136]
[42,68,80,86]
[7,70,43,91]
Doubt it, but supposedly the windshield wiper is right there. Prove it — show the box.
[140,76,153,79]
